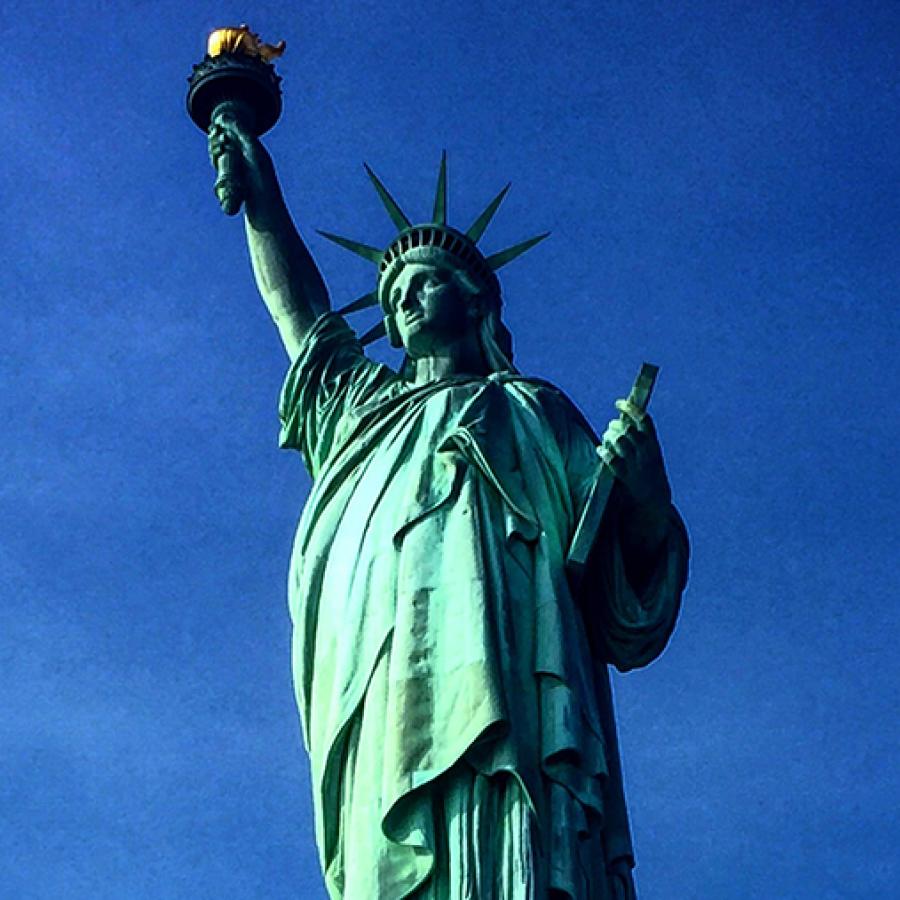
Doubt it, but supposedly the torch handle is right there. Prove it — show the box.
[214,146,244,216]
[210,101,254,217]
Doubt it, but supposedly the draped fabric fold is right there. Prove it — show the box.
[279,313,688,898]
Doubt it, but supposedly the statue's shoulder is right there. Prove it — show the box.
[500,373,588,416]
[498,374,598,442]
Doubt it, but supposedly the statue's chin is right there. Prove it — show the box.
[398,321,435,356]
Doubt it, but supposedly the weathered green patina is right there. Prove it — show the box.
[206,117,688,899]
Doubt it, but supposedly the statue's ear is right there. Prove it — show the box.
[385,314,402,348]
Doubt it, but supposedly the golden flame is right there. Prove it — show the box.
[207,25,286,62]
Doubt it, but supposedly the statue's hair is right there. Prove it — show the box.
[449,268,515,373]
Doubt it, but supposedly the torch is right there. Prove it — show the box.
[187,26,285,215]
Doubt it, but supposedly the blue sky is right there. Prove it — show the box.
[1,1,897,897]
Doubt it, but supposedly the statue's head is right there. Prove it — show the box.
[318,154,545,372]
[377,227,513,372]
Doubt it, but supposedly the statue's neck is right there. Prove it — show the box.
[409,333,489,385]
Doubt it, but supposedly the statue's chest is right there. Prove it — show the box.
[357,380,546,547]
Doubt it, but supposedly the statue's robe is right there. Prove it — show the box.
[279,314,689,899]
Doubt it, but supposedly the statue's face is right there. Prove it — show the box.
[389,263,475,357]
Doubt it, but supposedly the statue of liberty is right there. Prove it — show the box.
[208,115,689,899]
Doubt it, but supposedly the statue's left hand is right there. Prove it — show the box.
[598,398,672,519]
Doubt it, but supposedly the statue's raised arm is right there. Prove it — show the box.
[208,114,330,360]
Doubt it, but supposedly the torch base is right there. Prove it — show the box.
[186,52,282,135]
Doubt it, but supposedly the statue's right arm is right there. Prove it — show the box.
[209,114,330,361]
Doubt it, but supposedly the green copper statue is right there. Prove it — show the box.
[207,108,689,900]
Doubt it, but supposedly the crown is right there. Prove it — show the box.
[318,153,549,346]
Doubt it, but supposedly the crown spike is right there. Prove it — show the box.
[466,183,511,243]
[432,150,447,225]
[317,230,383,263]
[337,291,379,315]
[485,232,550,271]
[363,163,412,231]
[359,320,388,346]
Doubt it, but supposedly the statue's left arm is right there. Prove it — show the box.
[599,398,678,590]
[575,397,690,672]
